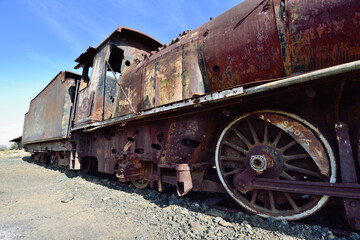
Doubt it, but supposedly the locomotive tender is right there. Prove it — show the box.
[22,0,360,229]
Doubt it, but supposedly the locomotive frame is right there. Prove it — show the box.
[22,0,360,230]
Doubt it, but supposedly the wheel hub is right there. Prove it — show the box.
[250,155,267,174]
[246,145,283,178]
[250,155,267,173]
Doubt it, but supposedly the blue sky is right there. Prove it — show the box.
[0,0,241,146]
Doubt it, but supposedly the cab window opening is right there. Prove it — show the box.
[79,64,93,91]
[106,45,124,79]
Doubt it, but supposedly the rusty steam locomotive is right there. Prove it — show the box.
[22,0,360,229]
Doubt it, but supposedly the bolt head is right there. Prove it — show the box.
[250,155,267,173]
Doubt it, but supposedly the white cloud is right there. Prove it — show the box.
[25,0,83,52]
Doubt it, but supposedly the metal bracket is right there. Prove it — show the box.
[175,164,193,196]
[233,166,257,193]
[335,122,360,230]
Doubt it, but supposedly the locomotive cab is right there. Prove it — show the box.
[73,27,162,128]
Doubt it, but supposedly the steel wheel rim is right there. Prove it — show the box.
[215,110,336,220]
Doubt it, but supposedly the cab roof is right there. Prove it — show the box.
[74,27,163,69]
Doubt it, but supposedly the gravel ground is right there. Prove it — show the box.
[0,155,359,240]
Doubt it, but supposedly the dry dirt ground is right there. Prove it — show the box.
[0,151,358,240]
[0,152,136,240]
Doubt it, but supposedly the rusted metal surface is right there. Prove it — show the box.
[74,45,107,125]
[233,167,257,193]
[198,0,285,91]
[196,0,360,91]
[31,151,71,167]
[116,160,146,182]
[74,0,359,131]
[215,111,336,220]
[74,27,162,70]
[74,28,163,127]
[284,0,360,73]
[106,59,137,115]
[160,115,216,165]
[259,113,330,176]
[22,0,360,230]
[114,58,144,116]
[334,122,360,230]
[335,123,358,183]
[143,33,205,109]
[71,60,360,132]
[22,71,80,144]
[25,140,72,153]
[74,112,214,174]
[252,178,360,199]
[143,44,184,108]
[176,164,193,196]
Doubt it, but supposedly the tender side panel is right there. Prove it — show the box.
[25,140,72,153]
[22,72,76,144]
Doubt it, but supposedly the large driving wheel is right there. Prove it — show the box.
[215,110,336,220]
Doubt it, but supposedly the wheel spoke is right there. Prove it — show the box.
[250,190,258,204]
[280,140,297,153]
[247,119,260,144]
[279,171,296,181]
[283,153,309,161]
[215,111,334,221]
[221,161,245,169]
[268,191,277,212]
[263,121,269,144]
[284,192,300,212]
[224,169,238,177]
[223,141,248,155]
[284,164,323,178]
[220,156,246,162]
[272,130,283,147]
[232,128,252,148]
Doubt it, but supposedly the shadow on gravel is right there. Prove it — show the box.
[21,156,357,238]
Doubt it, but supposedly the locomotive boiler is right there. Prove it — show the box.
[22,0,360,229]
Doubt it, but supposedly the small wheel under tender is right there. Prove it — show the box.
[131,179,149,189]
[80,157,97,174]
[215,110,336,220]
